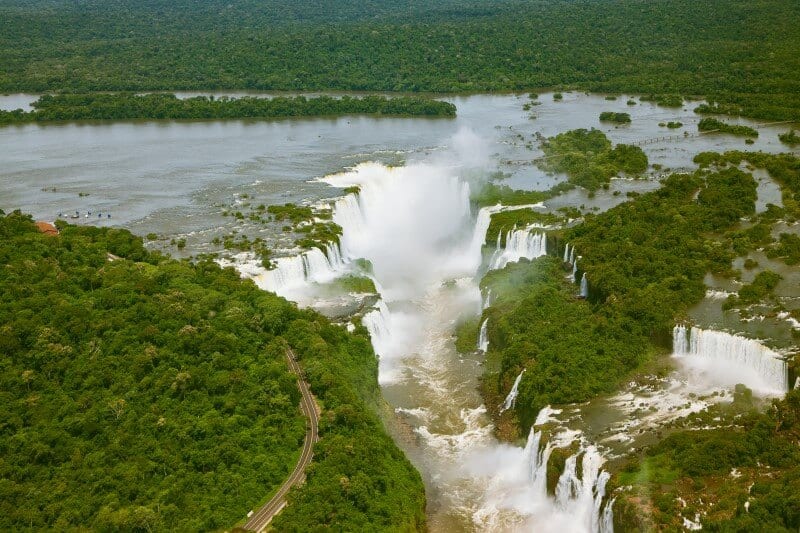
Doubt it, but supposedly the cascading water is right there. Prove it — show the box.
[252,129,616,531]
[482,289,493,310]
[500,370,525,412]
[478,318,489,352]
[563,243,571,263]
[673,325,789,394]
[571,262,578,283]
[490,227,547,270]
[580,273,588,298]
[225,241,348,299]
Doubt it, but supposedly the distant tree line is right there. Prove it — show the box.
[1,0,798,121]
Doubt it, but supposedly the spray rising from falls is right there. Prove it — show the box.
[673,325,789,394]
[580,273,588,299]
[476,407,614,533]
[489,227,547,270]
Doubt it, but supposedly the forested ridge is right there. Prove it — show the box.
[0,211,425,531]
[1,0,799,121]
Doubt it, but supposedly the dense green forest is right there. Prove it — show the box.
[0,211,425,531]
[0,93,455,125]
[1,0,799,121]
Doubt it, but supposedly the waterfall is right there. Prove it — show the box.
[521,410,614,533]
[672,325,789,394]
[482,289,493,310]
[580,273,588,298]
[673,324,688,355]
[490,226,547,270]
[471,204,503,267]
[600,498,615,533]
[524,428,553,498]
[363,299,392,355]
[553,447,612,531]
[500,370,525,412]
[323,161,475,301]
[256,242,347,296]
[563,243,571,263]
[795,377,800,390]
[478,318,489,352]
[569,247,576,265]
[571,262,578,283]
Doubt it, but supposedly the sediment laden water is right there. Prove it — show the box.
[673,325,789,394]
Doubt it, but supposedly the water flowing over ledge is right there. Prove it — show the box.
[673,325,789,394]
[489,227,547,271]
[500,370,525,412]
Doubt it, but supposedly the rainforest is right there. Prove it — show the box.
[1,1,799,532]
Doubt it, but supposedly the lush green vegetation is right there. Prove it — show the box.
[537,128,648,191]
[693,151,800,270]
[598,111,631,124]
[0,93,456,125]
[1,0,799,121]
[779,129,800,145]
[485,209,564,245]
[659,121,683,129]
[479,166,763,427]
[471,182,551,208]
[641,94,684,108]
[723,270,782,310]
[265,202,343,252]
[479,257,657,428]
[0,211,425,531]
[698,117,759,137]
[614,387,800,531]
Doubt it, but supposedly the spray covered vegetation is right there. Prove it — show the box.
[0,211,425,531]
[0,93,456,125]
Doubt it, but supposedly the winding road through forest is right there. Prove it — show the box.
[243,349,318,532]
